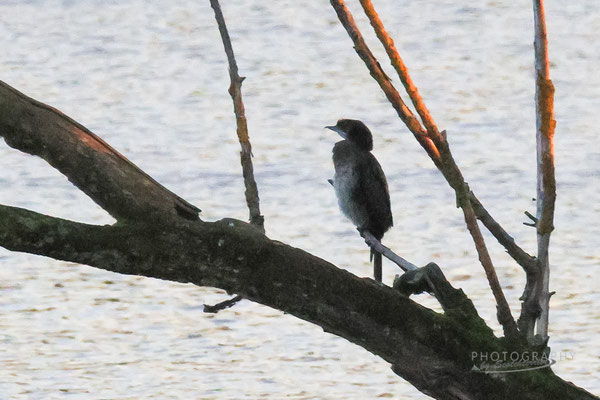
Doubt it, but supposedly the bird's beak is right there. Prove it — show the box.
[325,125,347,139]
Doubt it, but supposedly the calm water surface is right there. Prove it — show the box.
[0,0,598,398]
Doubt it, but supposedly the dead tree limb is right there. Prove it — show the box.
[354,0,564,344]
[0,202,593,400]
[328,0,441,167]
[205,0,264,311]
[0,81,595,400]
[469,193,538,275]
[0,81,200,222]
[210,0,264,233]
[519,0,556,342]
[357,0,438,137]
[330,0,518,338]
[353,0,535,283]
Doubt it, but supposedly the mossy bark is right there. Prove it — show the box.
[0,205,596,400]
[0,81,596,399]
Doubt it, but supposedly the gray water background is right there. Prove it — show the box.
[0,0,598,398]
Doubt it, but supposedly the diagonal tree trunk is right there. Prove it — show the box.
[0,81,596,400]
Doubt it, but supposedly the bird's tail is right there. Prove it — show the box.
[371,248,382,282]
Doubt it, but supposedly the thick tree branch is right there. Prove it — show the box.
[330,0,518,338]
[0,86,594,398]
[0,204,594,400]
[395,263,484,323]
[210,0,264,233]
[0,81,200,222]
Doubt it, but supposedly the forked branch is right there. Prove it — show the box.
[328,0,441,167]
[357,0,439,138]
[0,28,593,397]
[330,0,518,337]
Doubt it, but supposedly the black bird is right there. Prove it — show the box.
[326,119,393,282]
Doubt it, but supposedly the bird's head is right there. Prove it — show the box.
[325,119,373,151]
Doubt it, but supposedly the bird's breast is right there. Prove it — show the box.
[333,163,356,201]
[333,163,368,228]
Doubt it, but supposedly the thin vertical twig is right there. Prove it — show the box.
[330,0,519,337]
[210,0,264,233]
[528,0,556,341]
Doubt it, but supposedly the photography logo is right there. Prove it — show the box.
[471,351,574,374]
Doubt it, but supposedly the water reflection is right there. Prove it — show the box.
[0,0,598,398]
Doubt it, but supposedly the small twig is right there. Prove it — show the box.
[210,0,264,233]
[469,192,538,273]
[203,295,243,313]
[524,210,538,222]
[361,231,417,272]
[208,0,262,311]
[523,210,538,227]
[449,176,518,338]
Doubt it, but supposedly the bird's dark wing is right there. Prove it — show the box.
[355,152,393,240]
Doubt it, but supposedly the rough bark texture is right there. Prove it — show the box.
[0,81,596,399]
[0,205,595,400]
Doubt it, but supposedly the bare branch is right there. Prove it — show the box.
[330,0,519,337]
[361,231,417,272]
[0,81,200,222]
[0,92,594,397]
[0,203,593,399]
[524,210,538,226]
[357,0,439,138]
[328,0,442,167]
[450,176,519,338]
[528,0,556,341]
[356,0,540,305]
[210,0,264,233]
[470,193,538,272]
[356,1,539,304]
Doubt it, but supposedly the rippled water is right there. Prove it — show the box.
[1,0,598,398]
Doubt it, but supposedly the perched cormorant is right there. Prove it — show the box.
[326,119,393,282]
